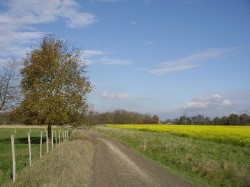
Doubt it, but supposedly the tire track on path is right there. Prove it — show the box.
[89,132,197,187]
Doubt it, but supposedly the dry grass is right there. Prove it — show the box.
[7,130,95,187]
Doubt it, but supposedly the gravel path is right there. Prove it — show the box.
[89,132,197,187]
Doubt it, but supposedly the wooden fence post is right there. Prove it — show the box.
[55,131,57,146]
[28,132,32,167]
[40,131,43,159]
[46,130,49,154]
[62,130,64,142]
[59,130,61,145]
[51,129,54,150]
[11,135,16,183]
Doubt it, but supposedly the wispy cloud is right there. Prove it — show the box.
[140,63,199,75]
[99,57,133,65]
[101,91,129,99]
[83,49,132,65]
[129,21,139,25]
[0,0,97,63]
[0,0,97,28]
[140,48,240,76]
[183,94,234,110]
[83,50,107,58]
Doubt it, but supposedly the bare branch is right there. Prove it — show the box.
[0,60,20,112]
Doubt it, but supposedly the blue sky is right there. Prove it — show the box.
[0,0,250,119]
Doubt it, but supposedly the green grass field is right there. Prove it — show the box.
[97,126,250,187]
[0,126,64,186]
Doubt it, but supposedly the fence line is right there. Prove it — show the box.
[10,127,71,183]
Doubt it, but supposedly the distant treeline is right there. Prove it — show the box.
[0,110,160,125]
[2,109,250,126]
[162,113,250,125]
[91,110,160,124]
[92,110,250,125]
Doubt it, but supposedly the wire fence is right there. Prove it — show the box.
[10,128,70,183]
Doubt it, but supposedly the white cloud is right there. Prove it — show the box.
[83,50,107,58]
[82,50,132,65]
[0,0,97,27]
[129,21,139,25]
[141,63,199,75]
[0,0,97,64]
[101,91,129,99]
[99,57,133,65]
[183,94,234,110]
[140,48,240,76]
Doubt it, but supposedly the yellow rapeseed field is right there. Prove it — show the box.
[106,124,250,147]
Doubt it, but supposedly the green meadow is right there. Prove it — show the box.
[0,126,58,186]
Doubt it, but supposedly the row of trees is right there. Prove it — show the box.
[92,111,250,126]
[162,113,250,125]
[91,110,160,124]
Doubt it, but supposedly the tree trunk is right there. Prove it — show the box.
[47,124,52,141]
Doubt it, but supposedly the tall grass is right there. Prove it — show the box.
[97,127,250,187]
[8,130,94,187]
[0,127,65,186]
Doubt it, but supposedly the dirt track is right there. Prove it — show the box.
[89,132,196,187]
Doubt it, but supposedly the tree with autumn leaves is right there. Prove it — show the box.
[15,34,92,138]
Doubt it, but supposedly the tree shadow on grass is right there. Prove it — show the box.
[0,137,46,144]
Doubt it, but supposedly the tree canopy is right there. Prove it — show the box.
[16,35,92,130]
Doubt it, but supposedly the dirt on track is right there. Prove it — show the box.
[89,132,197,187]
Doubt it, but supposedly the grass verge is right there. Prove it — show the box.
[7,129,94,187]
[3,129,94,187]
[96,126,250,187]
